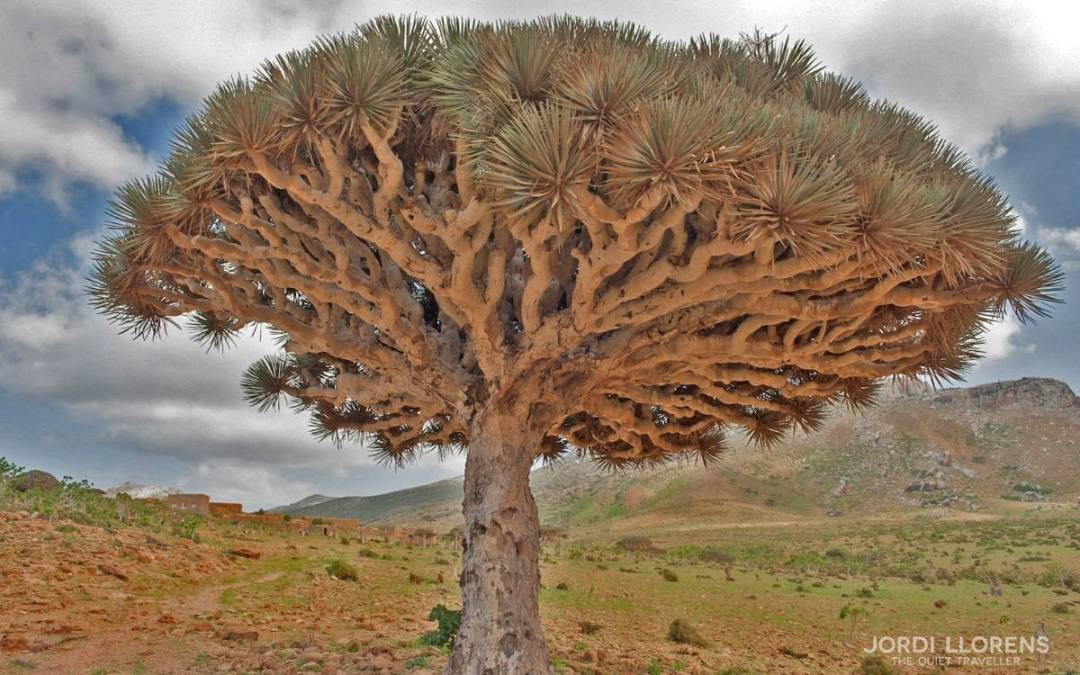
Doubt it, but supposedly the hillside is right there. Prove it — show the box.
[274,377,1080,533]
[5,472,1078,673]
[273,478,464,525]
[269,493,337,512]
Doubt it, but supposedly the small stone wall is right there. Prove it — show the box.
[164,493,210,516]
[209,502,243,516]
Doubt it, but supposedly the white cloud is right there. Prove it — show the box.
[1013,206,1080,271]
[981,314,1035,361]
[1035,225,1080,272]
[3,0,1080,201]
[182,461,316,507]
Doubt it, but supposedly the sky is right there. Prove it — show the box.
[0,0,1078,509]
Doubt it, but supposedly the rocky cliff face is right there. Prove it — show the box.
[792,377,1080,513]
[927,377,1079,410]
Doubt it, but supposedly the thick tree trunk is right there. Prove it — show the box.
[447,409,552,674]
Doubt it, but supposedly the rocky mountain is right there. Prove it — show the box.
[104,482,181,500]
[274,377,1080,534]
[269,494,338,512]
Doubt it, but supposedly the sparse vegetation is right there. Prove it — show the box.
[667,619,709,648]
[859,655,898,675]
[5,373,1080,670]
[325,559,358,581]
[578,620,602,635]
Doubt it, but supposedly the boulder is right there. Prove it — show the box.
[11,470,60,493]
[98,564,129,581]
[222,628,259,642]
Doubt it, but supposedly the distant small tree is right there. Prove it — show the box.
[90,16,1061,671]
[840,603,869,644]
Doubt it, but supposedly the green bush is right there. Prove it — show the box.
[172,515,202,542]
[660,568,679,582]
[667,618,708,647]
[420,604,462,649]
[405,655,429,669]
[326,559,359,581]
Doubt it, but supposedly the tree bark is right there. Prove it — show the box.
[447,408,553,674]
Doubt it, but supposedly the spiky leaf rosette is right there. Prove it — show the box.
[89,15,1062,469]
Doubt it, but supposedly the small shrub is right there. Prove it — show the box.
[326,559,358,581]
[357,548,380,558]
[166,514,202,541]
[859,654,898,675]
[578,620,602,635]
[699,548,735,564]
[667,618,708,648]
[1051,603,1071,614]
[660,568,679,582]
[555,581,569,590]
[339,536,350,545]
[420,604,461,649]
[617,536,655,552]
[405,655,429,669]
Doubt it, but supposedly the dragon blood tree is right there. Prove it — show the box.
[90,16,1062,671]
